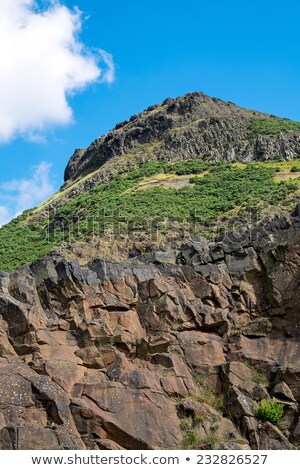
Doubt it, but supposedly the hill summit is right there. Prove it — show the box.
[64,91,300,183]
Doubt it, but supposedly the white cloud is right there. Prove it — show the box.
[98,49,115,84]
[0,0,115,142]
[0,161,55,226]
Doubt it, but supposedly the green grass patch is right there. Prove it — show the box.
[182,429,220,450]
[290,165,300,173]
[248,118,300,135]
[193,389,225,412]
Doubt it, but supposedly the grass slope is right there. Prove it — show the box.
[0,160,300,271]
[248,118,300,135]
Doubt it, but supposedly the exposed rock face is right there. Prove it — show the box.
[0,209,300,450]
[64,93,300,184]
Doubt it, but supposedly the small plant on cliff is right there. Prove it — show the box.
[182,429,219,450]
[192,387,225,412]
[255,398,283,424]
[290,165,300,172]
[193,373,206,386]
[183,431,198,448]
[180,418,191,432]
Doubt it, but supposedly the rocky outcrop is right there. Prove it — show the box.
[64,93,300,186]
[0,208,300,450]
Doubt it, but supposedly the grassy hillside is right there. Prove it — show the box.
[1,159,300,271]
[248,118,300,135]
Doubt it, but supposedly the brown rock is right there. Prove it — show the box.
[227,387,255,420]
[44,360,85,393]
[74,347,105,369]
[0,210,300,451]
[178,331,225,367]
[0,373,33,407]
[291,417,300,444]
[258,422,295,450]
[272,381,296,402]
[72,380,181,449]
[98,439,125,450]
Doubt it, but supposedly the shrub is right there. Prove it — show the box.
[290,166,300,172]
[255,398,283,424]
[182,431,198,448]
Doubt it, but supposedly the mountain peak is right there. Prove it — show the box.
[64,91,288,183]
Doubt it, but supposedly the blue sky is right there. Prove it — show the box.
[0,0,300,224]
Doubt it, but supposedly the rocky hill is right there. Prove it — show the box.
[0,92,300,449]
[64,92,300,183]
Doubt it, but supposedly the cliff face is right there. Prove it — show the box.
[64,92,300,184]
[1,208,300,450]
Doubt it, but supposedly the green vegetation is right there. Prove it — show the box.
[192,373,224,410]
[255,398,284,424]
[193,389,224,412]
[291,165,300,172]
[0,215,53,271]
[180,418,191,432]
[182,428,220,450]
[180,418,219,450]
[183,430,198,448]
[0,159,300,271]
[247,364,269,386]
[193,373,206,387]
[248,118,300,135]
